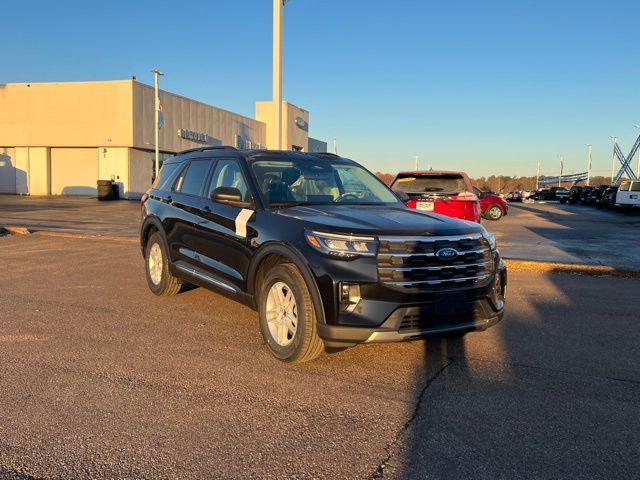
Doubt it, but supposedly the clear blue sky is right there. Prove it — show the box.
[4,0,640,178]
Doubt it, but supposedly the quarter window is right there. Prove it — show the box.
[631,181,640,192]
[618,181,631,192]
[175,160,213,196]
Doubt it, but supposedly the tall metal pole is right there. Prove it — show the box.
[332,138,337,154]
[273,0,283,150]
[414,155,419,171]
[611,138,616,183]
[150,68,164,180]
[635,125,640,180]
[536,161,540,190]
[559,155,564,187]
[586,144,592,186]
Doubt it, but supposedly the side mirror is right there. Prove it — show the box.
[394,190,410,202]
[211,186,251,208]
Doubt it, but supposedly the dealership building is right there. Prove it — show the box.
[0,79,327,198]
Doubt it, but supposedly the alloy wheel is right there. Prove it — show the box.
[148,243,163,286]
[265,281,298,346]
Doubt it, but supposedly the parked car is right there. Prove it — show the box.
[390,170,482,223]
[568,186,583,205]
[506,191,523,202]
[140,147,507,363]
[615,180,640,210]
[473,187,508,221]
[555,187,570,203]
[585,185,608,208]
[601,186,618,209]
[579,186,594,205]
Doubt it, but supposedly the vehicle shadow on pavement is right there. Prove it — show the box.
[386,271,640,480]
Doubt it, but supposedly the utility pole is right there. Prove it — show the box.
[611,138,617,183]
[414,155,420,171]
[332,138,337,155]
[635,125,640,180]
[559,155,564,188]
[273,0,284,150]
[536,161,540,190]
[586,144,592,186]
[150,68,164,180]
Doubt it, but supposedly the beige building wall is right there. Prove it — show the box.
[14,148,30,194]
[0,147,17,194]
[133,82,266,153]
[255,101,309,151]
[27,147,50,195]
[129,148,154,198]
[50,148,98,195]
[0,81,133,147]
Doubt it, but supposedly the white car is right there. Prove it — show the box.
[615,180,640,209]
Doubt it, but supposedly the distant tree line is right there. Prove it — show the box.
[374,172,612,193]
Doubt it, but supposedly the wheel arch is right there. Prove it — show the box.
[248,242,326,324]
[140,216,166,257]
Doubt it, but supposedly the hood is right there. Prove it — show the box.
[274,204,484,236]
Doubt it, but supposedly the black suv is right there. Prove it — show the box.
[140,147,507,363]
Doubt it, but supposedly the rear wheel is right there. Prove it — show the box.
[145,231,182,296]
[258,263,324,363]
[486,205,504,221]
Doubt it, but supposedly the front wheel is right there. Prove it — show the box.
[486,205,504,221]
[258,263,324,363]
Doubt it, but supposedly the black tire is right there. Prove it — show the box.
[258,263,324,364]
[485,204,504,221]
[145,231,182,296]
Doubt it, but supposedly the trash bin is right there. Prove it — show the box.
[97,180,114,201]
[111,182,120,200]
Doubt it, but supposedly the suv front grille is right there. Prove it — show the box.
[377,234,493,290]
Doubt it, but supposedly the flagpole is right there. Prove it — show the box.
[150,68,164,180]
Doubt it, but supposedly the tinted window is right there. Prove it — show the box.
[251,159,398,206]
[176,160,212,196]
[619,181,631,192]
[391,174,466,195]
[153,162,181,191]
[631,182,640,192]
[208,159,249,200]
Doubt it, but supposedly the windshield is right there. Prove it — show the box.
[391,174,466,195]
[251,158,399,207]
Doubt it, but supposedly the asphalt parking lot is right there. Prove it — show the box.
[1,230,639,478]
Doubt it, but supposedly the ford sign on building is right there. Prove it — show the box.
[0,79,327,198]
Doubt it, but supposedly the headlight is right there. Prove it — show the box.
[304,230,378,258]
[482,230,497,250]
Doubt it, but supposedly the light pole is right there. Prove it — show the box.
[272,0,287,150]
[586,144,592,186]
[150,68,164,180]
[536,160,540,190]
[414,155,420,171]
[559,155,564,187]
[634,125,640,179]
[610,136,618,185]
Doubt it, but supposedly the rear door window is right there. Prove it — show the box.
[175,160,213,196]
[619,181,631,192]
[392,174,466,195]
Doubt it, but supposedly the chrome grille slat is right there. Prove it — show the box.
[376,234,493,290]
[378,261,490,272]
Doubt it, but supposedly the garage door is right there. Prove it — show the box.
[51,148,98,195]
[0,148,16,194]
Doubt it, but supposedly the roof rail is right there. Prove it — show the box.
[310,152,340,158]
[178,145,238,155]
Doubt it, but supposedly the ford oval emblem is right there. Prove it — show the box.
[435,248,459,260]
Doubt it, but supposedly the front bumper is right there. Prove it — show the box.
[316,261,507,348]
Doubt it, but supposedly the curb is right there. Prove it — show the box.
[503,259,640,278]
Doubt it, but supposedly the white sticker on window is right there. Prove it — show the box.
[235,209,254,237]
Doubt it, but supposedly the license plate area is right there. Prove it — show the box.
[416,201,434,211]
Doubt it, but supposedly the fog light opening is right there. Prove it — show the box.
[339,283,361,312]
